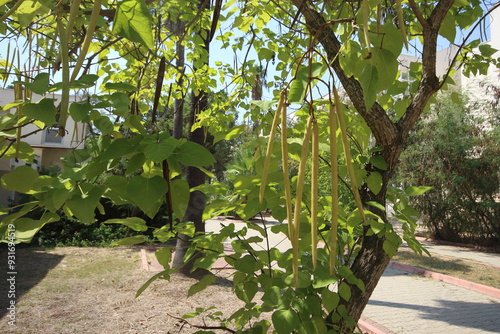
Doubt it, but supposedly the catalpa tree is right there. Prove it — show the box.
[0,0,498,333]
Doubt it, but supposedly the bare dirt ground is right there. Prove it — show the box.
[0,247,248,334]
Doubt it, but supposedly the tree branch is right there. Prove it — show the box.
[407,0,428,29]
[290,0,399,159]
[398,0,456,136]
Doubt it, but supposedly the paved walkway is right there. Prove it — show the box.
[414,238,500,268]
[203,218,500,333]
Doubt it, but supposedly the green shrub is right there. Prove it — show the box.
[396,93,500,246]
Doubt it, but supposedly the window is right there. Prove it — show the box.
[44,127,62,144]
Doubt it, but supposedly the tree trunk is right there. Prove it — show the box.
[171,90,210,276]
[171,0,211,277]
[173,22,185,140]
[289,0,456,331]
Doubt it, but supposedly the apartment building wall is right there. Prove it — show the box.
[0,88,86,208]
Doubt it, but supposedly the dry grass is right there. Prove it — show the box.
[392,248,500,289]
[0,247,244,334]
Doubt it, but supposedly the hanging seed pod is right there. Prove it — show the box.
[334,87,366,224]
[362,0,372,55]
[329,103,339,275]
[292,115,313,286]
[260,93,285,205]
[70,0,101,83]
[279,91,294,240]
[14,80,22,161]
[311,119,319,268]
[396,0,409,49]
[56,12,70,136]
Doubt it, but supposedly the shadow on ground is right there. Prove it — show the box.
[0,247,64,320]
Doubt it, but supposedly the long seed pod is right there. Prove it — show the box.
[292,115,313,286]
[396,0,409,49]
[362,0,372,55]
[0,0,25,24]
[56,12,70,136]
[334,87,366,224]
[66,0,82,40]
[14,81,22,161]
[311,118,319,268]
[329,103,339,275]
[259,93,285,205]
[280,91,294,241]
[70,0,101,83]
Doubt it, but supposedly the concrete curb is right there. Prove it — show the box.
[358,315,396,334]
[388,261,500,299]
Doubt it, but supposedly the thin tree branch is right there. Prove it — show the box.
[407,0,428,29]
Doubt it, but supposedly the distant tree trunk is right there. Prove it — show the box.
[171,0,211,277]
[173,21,185,140]
[171,91,210,276]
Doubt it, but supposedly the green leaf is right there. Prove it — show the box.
[15,0,50,27]
[71,75,99,88]
[338,282,351,301]
[366,201,385,211]
[1,166,38,193]
[126,153,146,175]
[365,171,383,195]
[176,141,215,167]
[25,73,50,95]
[262,286,283,308]
[112,235,148,246]
[124,115,147,135]
[234,280,258,303]
[234,255,258,274]
[1,141,34,162]
[439,13,456,44]
[126,175,168,218]
[155,248,172,268]
[370,155,387,170]
[65,184,105,224]
[312,265,337,288]
[288,63,326,103]
[94,116,114,135]
[405,186,433,196]
[135,270,170,298]
[100,92,130,116]
[321,288,339,313]
[10,212,60,243]
[298,316,328,334]
[358,63,379,109]
[170,179,190,219]
[272,309,299,334]
[194,253,219,270]
[113,0,154,48]
[104,82,138,91]
[52,187,71,210]
[102,138,138,160]
[479,44,498,57]
[22,99,57,126]
[372,48,398,92]
[188,274,216,297]
[251,100,274,110]
[69,102,92,122]
[103,217,148,231]
[144,137,177,162]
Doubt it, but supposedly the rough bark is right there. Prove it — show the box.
[171,90,211,277]
[290,0,456,331]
